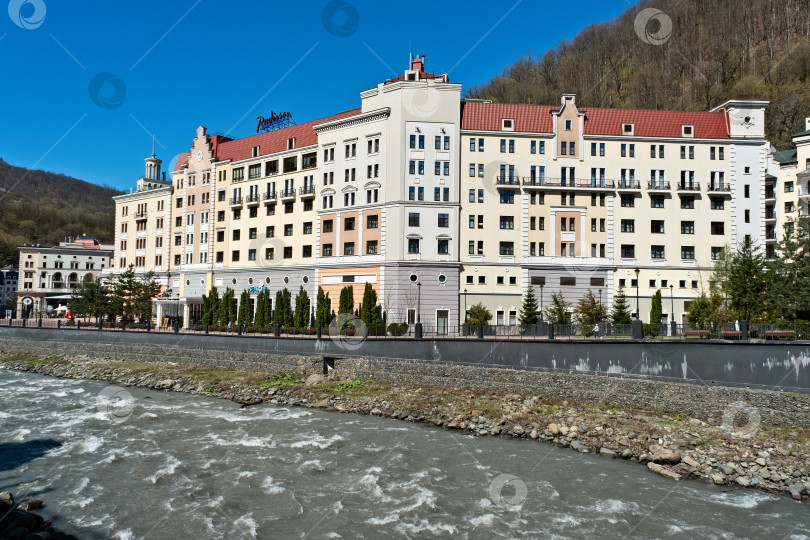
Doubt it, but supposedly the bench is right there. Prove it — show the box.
[722,330,742,339]
[684,329,710,338]
[764,330,795,340]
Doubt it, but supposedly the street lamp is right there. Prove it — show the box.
[539,282,544,320]
[634,268,640,320]
[463,288,467,323]
[417,282,421,324]
[670,283,675,333]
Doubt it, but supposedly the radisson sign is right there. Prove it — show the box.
[256,111,294,133]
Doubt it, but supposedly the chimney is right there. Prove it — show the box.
[411,54,424,72]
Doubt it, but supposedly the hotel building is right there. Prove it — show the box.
[108,55,771,329]
[17,237,112,318]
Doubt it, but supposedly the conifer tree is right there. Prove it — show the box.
[611,286,632,325]
[518,286,540,326]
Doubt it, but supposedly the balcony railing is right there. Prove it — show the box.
[677,181,701,191]
[765,212,776,220]
[300,185,315,197]
[617,179,641,190]
[134,210,148,219]
[229,197,243,205]
[647,181,671,190]
[766,231,777,240]
[279,188,296,199]
[263,191,277,202]
[521,177,615,189]
[495,176,520,186]
[765,191,776,200]
[707,182,731,193]
[245,193,260,204]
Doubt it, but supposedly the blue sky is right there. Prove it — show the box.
[0,0,636,190]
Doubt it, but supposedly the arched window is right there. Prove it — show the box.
[52,272,64,289]
[68,273,79,288]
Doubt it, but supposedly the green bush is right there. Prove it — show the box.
[387,322,408,336]
[643,323,660,338]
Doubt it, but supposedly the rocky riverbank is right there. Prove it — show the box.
[1,351,809,503]
[0,491,78,540]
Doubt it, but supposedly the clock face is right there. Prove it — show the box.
[196,150,203,162]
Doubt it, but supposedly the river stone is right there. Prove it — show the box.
[789,483,807,500]
[755,457,767,466]
[648,462,682,481]
[682,456,700,468]
[548,423,559,435]
[15,499,43,512]
[712,474,727,485]
[559,425,569,436]
[600,448,617,458]
[0,491,13,508]
[621,449,633,459]
[529,429,539,440]
[718,463,735,476]
[305,374,325,386]
[649,445,681,464]
[736,476,752,487]
[157,379,175,389]
[570,440,585,453]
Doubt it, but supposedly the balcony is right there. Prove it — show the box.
[647,181,671,193]
[765,230,777,243]
[799,187,810,201]
[245,193,260,206]
[707,182,732,195]
[676,181,701,193]
[616,179,641,192]
[263,191,277,204]
[765,190,776,201]
[495,176,521,189]
[279,187,296,201]
[134,210,148,220]
[300,185,316,199]
[521,177,615,190]
[229,196,243,207]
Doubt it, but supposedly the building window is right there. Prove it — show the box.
[681,246,695,260]
[681,196,695,209]
[621,219,635,233]
[650,220,665,233]
[621,244,635,258]
[408,213,420,227]
[499,216,514,229]
[650,196,664,208]
[650,245,665,259]
[344,217,356,231]
[710,222,725,235]
[499,242,514,255]
[438,239,449,254]
[711,247,723,260]
[710,197,725,210]
[407,238,420,253]
[681,221,694,234]
[344,242,355,255]
[438,213,449,228]
[620,195,634,207]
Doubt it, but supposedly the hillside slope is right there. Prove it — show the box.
[0,159,121,266]
[466,0,810,148]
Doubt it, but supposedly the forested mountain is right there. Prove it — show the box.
[0,159,121,266]
[466,0,810,148]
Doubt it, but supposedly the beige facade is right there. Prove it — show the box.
[18,238,112,318]
[106,55,773,328]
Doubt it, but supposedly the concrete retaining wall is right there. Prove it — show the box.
[0,326,808,393]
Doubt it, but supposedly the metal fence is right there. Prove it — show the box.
[1,318,808,342]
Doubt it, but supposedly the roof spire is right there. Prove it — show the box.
[151,135,156,158]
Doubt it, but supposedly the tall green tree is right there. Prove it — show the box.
[294,286,311,328]
[219,288,237,326]
[611,286,633,325]
[70,277,109,322]
[315,287,331,328]
[573,289,607,326]
[262,289,273,328]
[134,271,161,323]
[201,286,219,326]
[237,289,253,326]
[106,264,137,321]
[714,240,767,321]
[338,285,354,315]
[518,286,540,326]
[254,290,266,328]
[687,292,713,330]
[273,288,293,327]
[360,283,380,326]
[767,218,810,319]
[545,291,572,324]
[649,289,663,326]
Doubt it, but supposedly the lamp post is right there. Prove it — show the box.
[634,268,640,320]
[670,283,675,336]
[539,282,544,320]
[463,288,467,323]
[417,282,421,324]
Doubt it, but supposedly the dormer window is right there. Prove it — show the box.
[405,70,418,81]
[287,138,295,150]
[682,125,694,137]
[252,145,260,157]
[622,123,634,135]
[565,120,572,131]
[502,118,514,131]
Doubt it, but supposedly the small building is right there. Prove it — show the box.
[0,266,18,317]
[17,237,113,318]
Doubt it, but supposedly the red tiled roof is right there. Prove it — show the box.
[173,108,361,171]
[460,102,731,139]
[461,102,554,132]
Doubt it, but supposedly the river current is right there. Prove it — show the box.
[0,369,807,539]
